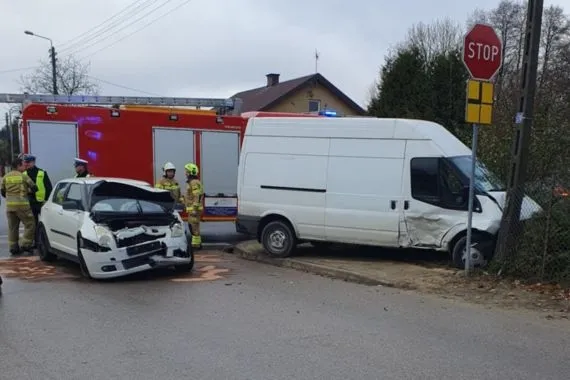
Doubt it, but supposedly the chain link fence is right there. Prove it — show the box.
[494,123,570,284]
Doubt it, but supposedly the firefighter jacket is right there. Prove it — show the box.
[184,178,204,215]
[155,177,181,202]
[1,171,37,211]
[24,166,53,204]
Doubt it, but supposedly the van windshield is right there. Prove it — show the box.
[448,155,505,192]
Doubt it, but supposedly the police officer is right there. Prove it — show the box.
[1,157,37,255]
[74,158,92,178]
[184,162,204,249]
[22,154,53,233]
[155,162,182,202]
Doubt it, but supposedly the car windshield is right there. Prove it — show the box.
[91,198,170,214]
[448,155,506,192]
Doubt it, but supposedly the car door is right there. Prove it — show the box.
[56,183,86,255]
[42,181,71,250]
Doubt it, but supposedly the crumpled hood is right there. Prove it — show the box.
[487,191,543,220]
[89,180,174,211]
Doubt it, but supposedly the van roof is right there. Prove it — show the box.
[245,117,471,156]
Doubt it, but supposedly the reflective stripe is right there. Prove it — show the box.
[5,176,23,184]
[24,169,46,202]
[3,172,29,208]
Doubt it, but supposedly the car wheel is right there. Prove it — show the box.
[261,220,296,258]
[37,225,57,262]
[76,234,92,279]
[452,232,494,269]
[174,253,195,274]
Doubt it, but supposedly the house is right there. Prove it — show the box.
[230,73,366,116]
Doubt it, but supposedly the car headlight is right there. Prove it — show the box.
[170,223,184,238]
[94,225,114,248]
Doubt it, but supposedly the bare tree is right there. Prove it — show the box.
[19,55,99,95]
[404,18,463,62]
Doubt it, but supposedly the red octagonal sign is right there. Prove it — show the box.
[462,23,503,81]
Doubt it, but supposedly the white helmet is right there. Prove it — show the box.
[163,162,176,171]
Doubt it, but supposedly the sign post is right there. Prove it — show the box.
[462,23,503,275]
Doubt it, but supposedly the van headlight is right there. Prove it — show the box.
[94,225,114,248]
[170,223,184,238]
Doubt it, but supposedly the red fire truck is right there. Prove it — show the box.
[2,93,246,222]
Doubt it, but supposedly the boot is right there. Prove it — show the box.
[9,245,20,256]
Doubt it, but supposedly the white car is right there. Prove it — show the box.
[36,177,193,279]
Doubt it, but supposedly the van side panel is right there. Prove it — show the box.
[325,138,406,246]
[238,135,328,239]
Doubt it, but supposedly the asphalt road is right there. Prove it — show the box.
[1,251,570,380]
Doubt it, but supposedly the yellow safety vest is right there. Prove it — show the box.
[24,169,46,202]
[2,171,31,208]
[156,178,181,201]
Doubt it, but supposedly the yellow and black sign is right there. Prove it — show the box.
[465,79,494,125]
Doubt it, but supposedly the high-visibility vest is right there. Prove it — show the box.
[2,171,30,208]
[24,169,46,202]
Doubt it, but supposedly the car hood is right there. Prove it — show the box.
[88,180,175,212]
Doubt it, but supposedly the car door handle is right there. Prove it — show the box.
[390,200,396,210]
[404,200,410,210]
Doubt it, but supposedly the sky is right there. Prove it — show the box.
[1,0,569,115]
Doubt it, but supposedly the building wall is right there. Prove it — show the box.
[266,82,361,116]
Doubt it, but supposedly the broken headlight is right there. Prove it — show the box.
[94,225,114,248]
[170,223,184,238]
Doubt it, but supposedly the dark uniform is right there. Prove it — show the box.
[22,155,53,234]
[74,158,93,178]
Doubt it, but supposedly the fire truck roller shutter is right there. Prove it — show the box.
[152,127,195,194]
[200,131,239,218]
[27,121,78,185]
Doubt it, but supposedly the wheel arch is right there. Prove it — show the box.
[446,228,496,254]
[256,213,297,242]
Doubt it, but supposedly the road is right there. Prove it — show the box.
[1,250,570,380]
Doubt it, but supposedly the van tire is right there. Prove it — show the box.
[451,232,494,269]
[261,220,296,258]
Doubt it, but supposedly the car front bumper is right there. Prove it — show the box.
[82,237,192,279]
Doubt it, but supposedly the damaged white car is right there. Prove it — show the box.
[37,177,193,279]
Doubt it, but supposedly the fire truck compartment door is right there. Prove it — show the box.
[152,128,194,191]
[201,131,239,217]
[27,121,78,185]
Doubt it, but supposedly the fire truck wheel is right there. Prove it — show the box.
[37,224,57,262]
[261,220,296,258]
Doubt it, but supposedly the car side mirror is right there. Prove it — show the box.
[61,200,78,211]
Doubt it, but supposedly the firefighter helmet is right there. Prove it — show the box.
[184,162,199,176]
[163,162,176,172]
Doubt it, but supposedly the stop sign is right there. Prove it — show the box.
[462,23,503,81]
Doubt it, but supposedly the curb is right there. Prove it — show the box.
[233,243,399,288]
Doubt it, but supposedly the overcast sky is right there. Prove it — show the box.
[2,0,569,115]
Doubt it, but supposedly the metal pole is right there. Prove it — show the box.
[6,112,14,161]
[50,46,58,95]
[465,123,479,275]
[495,0,543,263]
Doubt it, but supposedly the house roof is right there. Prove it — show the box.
[231,73,366,115]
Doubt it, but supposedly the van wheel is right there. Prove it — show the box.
[451,232,494,269]
[261,220,296,258]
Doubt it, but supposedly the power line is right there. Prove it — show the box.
[80,0,192,60]
[67,0,175,57]
[60,0,158,54]
[0,66,38,75]
[88,75,163,96]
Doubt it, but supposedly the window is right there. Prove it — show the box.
[64,183,84,210]
[51,182,70,205]
[448,155,505,192]
[411,158,439,199]
[91,198,168,214]
[308,99,321,112]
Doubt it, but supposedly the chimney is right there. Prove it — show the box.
[266,73,280,87]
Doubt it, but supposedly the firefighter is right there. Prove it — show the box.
[74,158,92,178]
[155,162,182,202]
[1,157,37,255]
[22,154,53,239]
[184,162,204,249]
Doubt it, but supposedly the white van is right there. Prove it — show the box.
[235,116,541,268]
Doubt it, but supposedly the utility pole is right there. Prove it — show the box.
[24,30,58,95]
[495,0,544,264]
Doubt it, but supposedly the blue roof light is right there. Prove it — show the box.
[318,110,338,117]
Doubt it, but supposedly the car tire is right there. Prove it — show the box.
[451,232,494,269]
[174,253,195,274]
[76,234,92,279]
[37,225,57,262]
[261,220,296,258]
